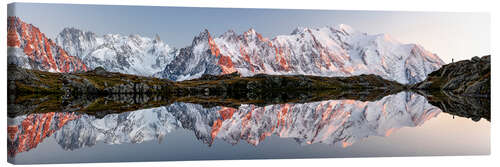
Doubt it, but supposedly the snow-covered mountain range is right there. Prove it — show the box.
[8,92,441,153]
[7,17,87,72]
[158,25,444,84]
[8,17,444,83]
[55,27,177,76]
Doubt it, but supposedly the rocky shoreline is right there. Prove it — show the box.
[413,55,490,97]
[7,55,490,120]
[8,64,404,117]
[410,55,491,121]
[8,64,404,98]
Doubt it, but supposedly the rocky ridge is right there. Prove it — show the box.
[56,27,176,76]
[413,55,490,96]
[158,26,444,84]
[7,16,87,72]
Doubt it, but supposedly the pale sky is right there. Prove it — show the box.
[8,3,490,63]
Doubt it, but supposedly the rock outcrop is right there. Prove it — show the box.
[9,64,405,117]
[413,55,490,96]
[7,16,87,73]
[8,17,444,84]
[55,27,176,76]
[158,26,444,84]
[7,65,172,95]
[423,91,490,122]
[9,63,403,97]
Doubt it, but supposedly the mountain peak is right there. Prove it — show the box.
[162,25,443,84]
[8,17,88,72]
[243,28,265,41]
[198,29,212,39]
[61,27,82,33]
[219,30,239,41]
[202,29,211,35]
[291,24,355,36]
[154,34,161,42]
[337,24,355,34]
[55,26,175,77]
[245,28,257,34]
[59,27,97,37]
[191,29,213,46]
[7,16,23,26]
[291,27,309,35]
[7,16,20,23]
[221,29,236,36]
[371,33,398,44]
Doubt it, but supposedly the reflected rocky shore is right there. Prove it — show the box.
[6,56,491,159]
[416,90,490,122]
[8,88,399,118]
[8,89,490,122]
[7,90,490,158]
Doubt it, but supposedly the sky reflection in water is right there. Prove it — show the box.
[7,91,490,164]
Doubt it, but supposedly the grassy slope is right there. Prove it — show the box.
[412,55,490,96]
[8,65,404,117]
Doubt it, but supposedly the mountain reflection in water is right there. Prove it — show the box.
[7,91,490,163]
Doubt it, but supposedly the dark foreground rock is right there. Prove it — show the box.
[8,64,403,97]
[416,90,490,122]
[8,88,401,118]
[172,72,404,102]
[413,55,490,97]
[8,65,173,95]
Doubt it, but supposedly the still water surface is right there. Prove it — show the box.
[7,91,490,164]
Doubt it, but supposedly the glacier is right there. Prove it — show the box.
[159,25,444,84]
[7,16,88,73]
[56,27,177,76]
[8,16,444,83]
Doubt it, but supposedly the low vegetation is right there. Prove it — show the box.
[8,65,404,117]
[412,55,490,97]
